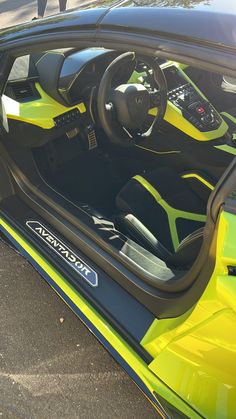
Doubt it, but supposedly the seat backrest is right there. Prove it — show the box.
[116,167,207,254]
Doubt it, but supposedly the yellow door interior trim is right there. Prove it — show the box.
[4,83,86,130]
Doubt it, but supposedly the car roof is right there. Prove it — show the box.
[101,1,236,50]
[0,0,235,51]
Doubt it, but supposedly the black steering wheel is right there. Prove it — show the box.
[97,52,168,147]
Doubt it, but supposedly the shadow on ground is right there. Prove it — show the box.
[0,0,98,28]
[0,0,34,14]
[0,240,158,418]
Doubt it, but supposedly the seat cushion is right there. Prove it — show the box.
[116,213,172,260]
[116,167,206,254]
[116,212,204,267]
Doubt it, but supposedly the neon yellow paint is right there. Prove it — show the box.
[147,63,228,141]
[0,217,200,418]
[159,61,189,72]
[215,144,236,156]
[133,175,206,250]
[181,173,214,191]
[142,210,236,418]
[4,83,86,129]
[128,70,146,84]
[135,144,180,155]
[149,102,228,141]
[221,111,236,126]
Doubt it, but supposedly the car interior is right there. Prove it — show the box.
[1,47,236,281]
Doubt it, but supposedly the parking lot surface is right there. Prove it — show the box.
[0,0,95,28]
[0,240,158,418]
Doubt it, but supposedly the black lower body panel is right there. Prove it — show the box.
[0,194,154,363]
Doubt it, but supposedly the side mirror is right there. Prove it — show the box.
[0,96,9,135]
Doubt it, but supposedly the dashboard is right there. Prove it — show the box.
[3,48,228,146]
[149,62,227,140]
[58,49,134,105]
[164,66,222,132]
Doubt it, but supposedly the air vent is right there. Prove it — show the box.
[11,82,39,102]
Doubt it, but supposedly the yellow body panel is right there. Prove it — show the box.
[142,211,236,418]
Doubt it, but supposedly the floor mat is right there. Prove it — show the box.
[50,151,143,215]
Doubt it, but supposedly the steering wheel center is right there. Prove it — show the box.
[97,52,167,146]
[112,83,150,130]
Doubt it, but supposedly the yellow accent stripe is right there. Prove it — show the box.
[4,83,86,130]
[221,111,236,126]
[133,175,206,251]
[135,144,180,155]
[181,173,214,191]
[221,112,236,141]
[149,102,228,142]
[214,145,236,156]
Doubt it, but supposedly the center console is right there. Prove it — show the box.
[164,66,222,132]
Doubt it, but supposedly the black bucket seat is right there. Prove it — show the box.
[116,167,209,267]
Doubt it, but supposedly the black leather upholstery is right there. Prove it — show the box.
[221,108,236,133]
[116,213,172,260]
[116,167,207,267]
[167,227,204,267]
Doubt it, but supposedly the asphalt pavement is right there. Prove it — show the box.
[0,239,158,418]
[0,0,95,28]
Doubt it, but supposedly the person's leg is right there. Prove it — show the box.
[38,0,48,17]
[59,0,67,12]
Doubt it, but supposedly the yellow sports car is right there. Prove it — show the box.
[0,0,236,416]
